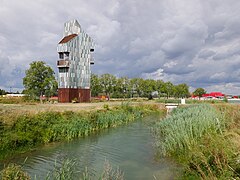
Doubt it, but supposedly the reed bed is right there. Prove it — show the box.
[0,103,160,160]
[154,104,224,155]
[153,104,240,179]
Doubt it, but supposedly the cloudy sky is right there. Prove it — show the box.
[1,0,240,94]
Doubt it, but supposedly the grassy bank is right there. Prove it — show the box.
[0,103,163,161]
[153,104,240,179]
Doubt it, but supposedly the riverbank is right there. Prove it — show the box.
[1,114,177,180]
[153,103,240,179]
[0,102,164,161]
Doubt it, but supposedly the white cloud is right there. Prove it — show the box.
[0,0,240,94]
[207,83,240,95]
[163,61,177,68]
[210,72,227,80]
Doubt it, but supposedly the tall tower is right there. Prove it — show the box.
[57,20,94,102]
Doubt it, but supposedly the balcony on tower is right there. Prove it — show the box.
[57,52,70,68]
[57,60,70,68]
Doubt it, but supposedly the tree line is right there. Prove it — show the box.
[0,89,6,95]
[1,61,207,100]
[91,74,190,99]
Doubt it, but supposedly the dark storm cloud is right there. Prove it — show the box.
[0,0,240,94]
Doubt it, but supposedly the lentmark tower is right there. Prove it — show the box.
[57,20,94,102]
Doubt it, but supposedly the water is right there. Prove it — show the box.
[0,116,178,179]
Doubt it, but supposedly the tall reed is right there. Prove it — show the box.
[154,104,224,155]
[153,104,240,179]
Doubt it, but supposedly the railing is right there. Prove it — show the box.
[57,60,70,67]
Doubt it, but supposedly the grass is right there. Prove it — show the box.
[153,104,224,155]
[0,103,162,160]
[0,163,30,180]
[0,158,124,180]
[156,98,227,104]
[153,104,240,179]
[0,97,38,104]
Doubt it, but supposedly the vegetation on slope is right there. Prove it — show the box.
[153,104,240,179]
[0,103,162,160]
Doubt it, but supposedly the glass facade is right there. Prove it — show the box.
[57,19,94,89]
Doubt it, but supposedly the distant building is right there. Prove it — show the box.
[192,92,225,100]
[57,20,94,103]
[202,92,225,99]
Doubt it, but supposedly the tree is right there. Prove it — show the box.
[155,80,165,97]
[129,78,143,97]
[164,81,175,98]
[0,89,6,95]
[174,83,190,98]
[91,74,102,97]
[23,61,57,102]
[193,88,206,98]
[113,77,129,98]
[99,74,117,98]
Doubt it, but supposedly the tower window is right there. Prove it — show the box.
[64,52,70,59]
[59,67,69,73]
[59,52,64,59]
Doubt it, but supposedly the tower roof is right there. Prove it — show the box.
[63,19,81,36]
[58,34,78,44]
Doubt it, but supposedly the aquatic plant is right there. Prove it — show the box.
[100,160,124,180]
[154,104,224,155]
[153,104,240,179]
[44,158,123,180]
[0,158,124,180]
[0,163,30,180]
[45,159,77,180]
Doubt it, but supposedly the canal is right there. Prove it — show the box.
[1,115,178,179]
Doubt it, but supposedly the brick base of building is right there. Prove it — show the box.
[58,88,90,103]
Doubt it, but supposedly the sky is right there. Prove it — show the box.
[0,0,240,94]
